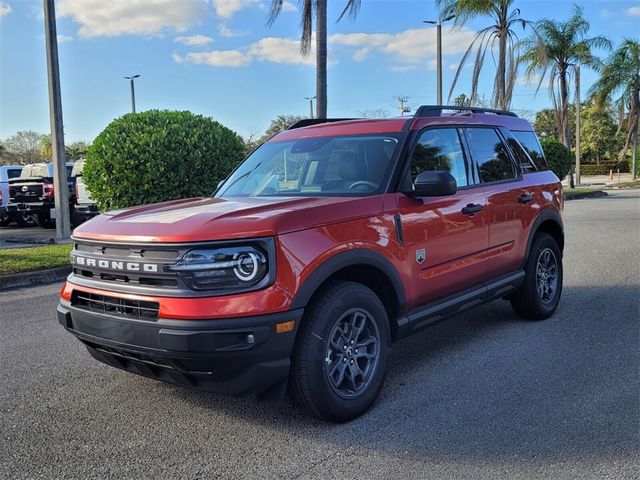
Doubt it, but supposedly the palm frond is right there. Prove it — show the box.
[337,0,360,22]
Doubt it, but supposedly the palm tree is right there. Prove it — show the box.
[40,134,52,161]
[588,39,640,162]
[436,0,538,110]
[268,0,360,119]
[519,6,611,148]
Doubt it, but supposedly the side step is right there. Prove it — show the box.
[394,271,525,340]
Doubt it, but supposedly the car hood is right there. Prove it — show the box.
[72,196,384,243]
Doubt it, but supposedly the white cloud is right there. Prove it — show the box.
[281,1,297,13]
[0,2,11,19]
[57,35,73,43]
[58,0,208,37]
[248,37,315,66]
[178,49,251,67]
[627,6,640,16]
[218,23,249,38]
[174,34,213,46]
[212,0,261,19]
[330,26,477,66]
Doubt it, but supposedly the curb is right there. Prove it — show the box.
[564,191,608,201]
[0,266,71,291]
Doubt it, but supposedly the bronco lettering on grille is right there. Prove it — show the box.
[70,254,159,273]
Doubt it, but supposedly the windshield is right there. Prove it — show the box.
[216,134,401,198]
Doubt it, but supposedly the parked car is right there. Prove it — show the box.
[8,162,75,229]
[71,159,99,226]
[0,165,27,226]
[58,106,564,422]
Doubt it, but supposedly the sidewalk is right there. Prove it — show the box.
[562,173,635,188]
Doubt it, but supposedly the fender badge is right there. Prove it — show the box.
[416,249,426,264]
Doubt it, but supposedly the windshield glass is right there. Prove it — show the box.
[217,134,401,197]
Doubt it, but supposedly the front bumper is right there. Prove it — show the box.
[74,204,99,216]
[58,299,303,396]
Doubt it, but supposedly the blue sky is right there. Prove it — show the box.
[0,0,639,142]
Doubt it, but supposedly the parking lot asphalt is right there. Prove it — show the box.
[0,224,65,248]
[1,190,638,479]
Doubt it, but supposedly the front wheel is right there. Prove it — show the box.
[0,212,12,226]
[510,233,563,320]
[289,281,391,422]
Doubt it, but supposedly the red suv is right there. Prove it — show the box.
[58,106,563,422]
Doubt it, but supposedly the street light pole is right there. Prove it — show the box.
[43,0,70,240]
[305,96,316,119]
[124,75,140,113]
[574,64,581,186]
[424,15,455,106]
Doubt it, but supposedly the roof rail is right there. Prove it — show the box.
[414,105,518,118]
[287,118,358,130]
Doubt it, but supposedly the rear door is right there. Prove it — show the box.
[462,127,536,278]
[395,127,489,309]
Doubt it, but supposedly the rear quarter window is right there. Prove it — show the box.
[7,169,21,179]
[512,131,548,172]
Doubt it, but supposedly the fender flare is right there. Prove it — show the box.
[290,249,407,312]
[522,208,564,267]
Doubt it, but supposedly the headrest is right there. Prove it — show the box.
[338,151,366,181]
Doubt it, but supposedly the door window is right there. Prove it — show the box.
[408,128,468,188]
[464,128,515,183]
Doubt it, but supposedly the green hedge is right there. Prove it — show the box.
[540,136,572,179]
[84,110,245,210]
[580,161,630,175]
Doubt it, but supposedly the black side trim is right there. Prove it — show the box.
[522,208,564,268]
[290,249,406,312]
[395,271,525,339]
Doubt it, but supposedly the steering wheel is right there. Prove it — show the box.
[348,180,378,190]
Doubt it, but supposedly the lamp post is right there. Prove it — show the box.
[124,74,140,113]
[305,96,316,119]
[423,15,455,105]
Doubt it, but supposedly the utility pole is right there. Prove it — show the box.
[424,15,455,105]
[124,74,140,113]
[305,96,316,119]
[396,96,411,116]
[633,121,638,179]
[43,0,70,240]
[574,65,581,186]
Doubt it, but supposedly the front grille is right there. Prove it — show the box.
[70,240,184,292]
[72,291,159,321]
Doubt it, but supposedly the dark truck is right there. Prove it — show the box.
[8,162,75,229]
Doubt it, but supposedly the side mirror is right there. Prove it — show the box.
[406,170,457,197]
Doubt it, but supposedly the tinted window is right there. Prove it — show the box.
[409,128,468,187]
[512,131,548,171]
[7,169,21,179]
[505,137,531,173]
[464,128,515,183]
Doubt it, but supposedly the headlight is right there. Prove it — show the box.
[169,245,269,291]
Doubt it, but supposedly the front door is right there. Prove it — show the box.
[395,127,489,310]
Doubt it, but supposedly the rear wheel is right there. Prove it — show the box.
[510,233,563,320]
[289,281,391,422]
[0,212,12,226]
[36,212,56,229]
[15,213,36,227]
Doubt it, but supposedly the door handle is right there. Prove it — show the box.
[461,203,483,215]
[518,193,534,204]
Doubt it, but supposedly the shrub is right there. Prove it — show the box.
[540,136,572,179]
[84,110,245,210]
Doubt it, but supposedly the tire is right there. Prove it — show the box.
[289,281,391,422]
[15,213,36,227]
[510,232,563,320]
[0,212,12,227]
[36,212,56,229]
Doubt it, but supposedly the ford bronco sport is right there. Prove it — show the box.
[58,106,564,422]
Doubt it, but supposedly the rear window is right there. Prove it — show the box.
[7,169,21,179]
[20,164,49,178]
[512,131,548,171]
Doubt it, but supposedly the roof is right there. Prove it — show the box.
[269,111,533,143]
